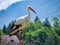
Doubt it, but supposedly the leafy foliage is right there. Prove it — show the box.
[2,25,6,34]
[0,29,3,41]
[2,16,60,45]
[0,29,3,35]
[43,18,51,29]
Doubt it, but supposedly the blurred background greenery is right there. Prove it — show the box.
[0,16,60,45]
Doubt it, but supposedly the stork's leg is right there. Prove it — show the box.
[19,30,22,45]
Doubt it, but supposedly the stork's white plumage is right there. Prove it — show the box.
[14,15,29,25]
[10,6,37,36]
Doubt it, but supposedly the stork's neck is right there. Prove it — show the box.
[27,8,30,18]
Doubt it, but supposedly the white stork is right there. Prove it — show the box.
[10,6,37,36]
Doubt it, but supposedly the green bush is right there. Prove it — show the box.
[0,29,3,35]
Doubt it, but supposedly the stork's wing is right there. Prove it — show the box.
[10,26,21,36]
[14,18,25,25]
[10,22,27,36]
[14,15,28,25]
[10,25,21,36]
[11,25,19,32]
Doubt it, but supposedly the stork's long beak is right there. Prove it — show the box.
[29,7,37,14]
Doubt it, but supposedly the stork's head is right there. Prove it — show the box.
[27,6,37,14]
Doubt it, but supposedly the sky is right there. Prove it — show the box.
[0,0,60,29]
